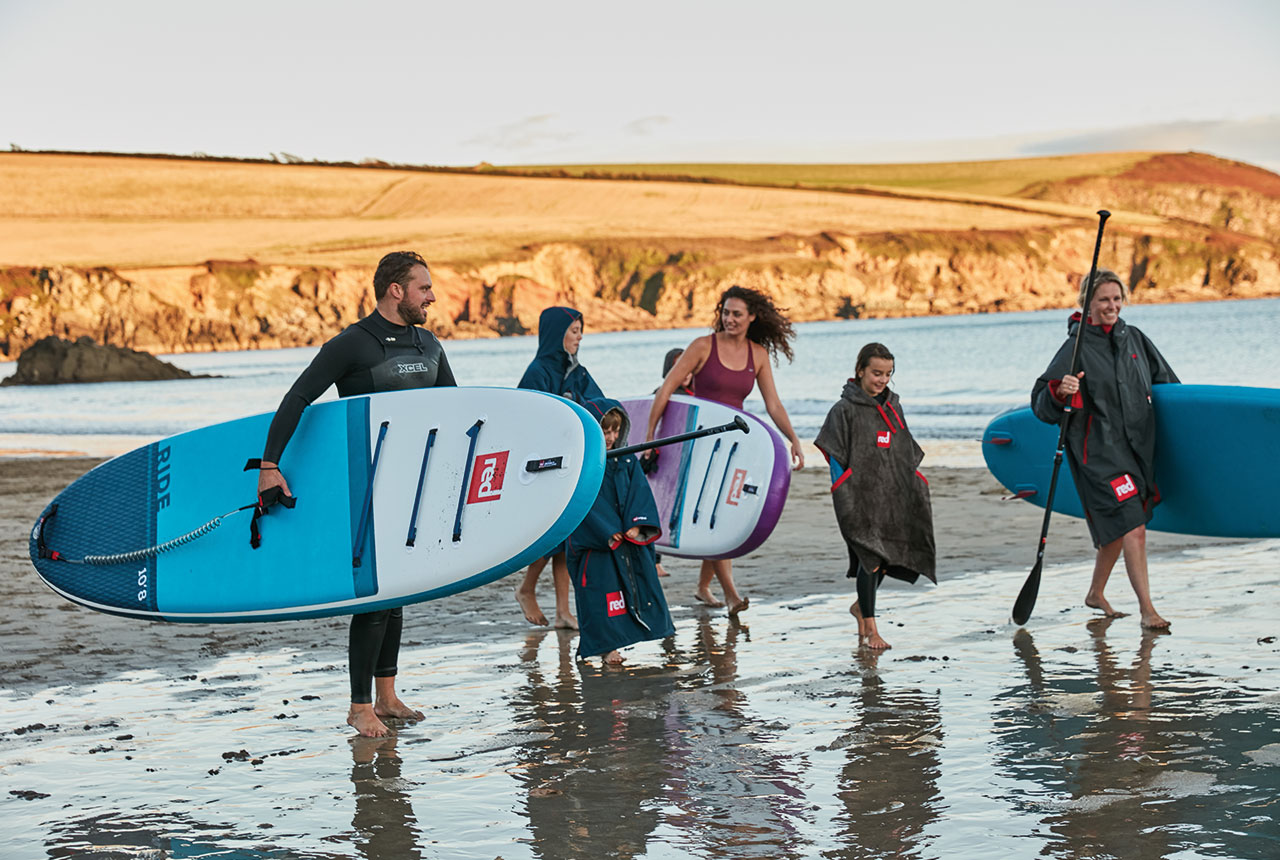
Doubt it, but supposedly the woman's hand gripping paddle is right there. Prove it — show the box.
[1012,210,1110,626]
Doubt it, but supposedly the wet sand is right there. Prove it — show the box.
[2,458,1278,858]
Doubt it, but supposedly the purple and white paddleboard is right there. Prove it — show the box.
[620,394,791,560]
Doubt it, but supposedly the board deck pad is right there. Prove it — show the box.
[982,384,1280,538]
[31,387,605,622]
[620,394,791,559]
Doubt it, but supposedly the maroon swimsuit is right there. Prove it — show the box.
[693,334,755,409]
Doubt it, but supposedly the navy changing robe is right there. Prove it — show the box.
[1031,313,1179,547]
[566,399,675,658]
[518,306,605,404]
[814,380,937,584]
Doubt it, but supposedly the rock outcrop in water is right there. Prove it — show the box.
[0,335,206,385]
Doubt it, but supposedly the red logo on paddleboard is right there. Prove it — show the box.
[876,430,892,448]
[467,451,510,503]
[1110,473,1138,502]
[725,468,748,506]
[606,591,626,617]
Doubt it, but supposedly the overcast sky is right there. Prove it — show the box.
[2,0,1278,169]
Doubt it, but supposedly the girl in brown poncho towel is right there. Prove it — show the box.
[815,343,937,650]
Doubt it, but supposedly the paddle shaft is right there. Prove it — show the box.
[1012,209,1110,626]
[608,415,749,459]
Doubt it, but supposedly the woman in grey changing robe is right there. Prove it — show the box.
[1031,269,1178,629]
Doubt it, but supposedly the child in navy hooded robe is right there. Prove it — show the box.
[518,306,605,404]
[514,306,605,628]
[567,399,675,664]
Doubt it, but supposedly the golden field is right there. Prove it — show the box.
[0,152,1164,270]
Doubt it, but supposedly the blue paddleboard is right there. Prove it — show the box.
[30,387,605,622]
[982,384,1280,538]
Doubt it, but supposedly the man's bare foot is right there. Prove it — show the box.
[515,585,548,627]
[849,600,868,639]
[1141,611,1171,630]
[553,613,579,630]
[695,591,725,608]
[862,620,891,651]
[603,650,624,665]
[347,704,390,738]
[656,563,670,578]
[1085,593,1127,618]
[374,698,424,721]
[727,596,750,618]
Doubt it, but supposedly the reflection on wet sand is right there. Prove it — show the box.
[512,627,668,859]
[349,735,423,860]
[662,615,809,857]
[510,617,811,858]
[998,623,1280,858]
[824,650,943,860]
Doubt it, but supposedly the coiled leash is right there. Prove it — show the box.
[34,460,297,564]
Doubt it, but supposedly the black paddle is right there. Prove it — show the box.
[1012,209,1111,626]
[608,415,749,459]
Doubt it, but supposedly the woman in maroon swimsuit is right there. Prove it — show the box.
[645,285,805,617]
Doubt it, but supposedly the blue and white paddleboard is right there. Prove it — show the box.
[30,387,605,622]
[620,394,791,560]
[982,384,1280,538]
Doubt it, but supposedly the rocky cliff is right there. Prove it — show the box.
[3,222,1276,359]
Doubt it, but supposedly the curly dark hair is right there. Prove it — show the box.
[373,250,428,300]
[713,285,795,363]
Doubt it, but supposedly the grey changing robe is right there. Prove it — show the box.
[1031,313,1179,547]
[815,380,937,584]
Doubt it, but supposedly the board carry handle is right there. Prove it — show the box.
[609,415,748,459]
[691,437,721,525]
[709,440,739,530]
[352,421,390,568]
[668,407,702,533]
[453,419,485,543]
[406,428,438,547]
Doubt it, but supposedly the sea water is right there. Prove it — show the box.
[2,297,1277,462]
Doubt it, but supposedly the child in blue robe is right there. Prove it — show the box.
[566,398,676,664]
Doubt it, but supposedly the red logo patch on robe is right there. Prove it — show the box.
[1110,473,1138,502]
[606,591,626,617]
[876,430,892,448]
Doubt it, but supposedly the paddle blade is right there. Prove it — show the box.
[1012,559,1043,626]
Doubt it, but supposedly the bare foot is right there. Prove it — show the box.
[515,585,548,627]
[862,620,891,651]
[374,698,424,721]
[694,591,725,609]
[553,613,579,630]
[1141,611,1171,630]
[849,600,868,639]
[1085,593,1128,618]
[727,596,750,618]
[603,650,624,665]
[347,704,390,738]
[656,563,670,578]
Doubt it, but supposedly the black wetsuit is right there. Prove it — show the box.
[262,311,455,704]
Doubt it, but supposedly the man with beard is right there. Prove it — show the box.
[256,250,456,737]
